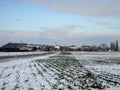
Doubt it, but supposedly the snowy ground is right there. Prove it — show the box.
[0,51,120,90]
[0,52,59,67]
[71,51,120,90]
[0,51,55,62]
[0,52,47,57]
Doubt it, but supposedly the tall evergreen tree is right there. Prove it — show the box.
[110,42,116,51]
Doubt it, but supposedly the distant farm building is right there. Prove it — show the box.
[1,42,33,51]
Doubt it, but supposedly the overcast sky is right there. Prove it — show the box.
[0,0,120,46]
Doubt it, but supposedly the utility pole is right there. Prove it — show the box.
[116,40,119,51]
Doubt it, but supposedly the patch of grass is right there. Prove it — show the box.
[67,85,73,90]
[32,73,36,76]
[24,79,29,83]
[14,84,19,89]
[29,64,32,68]
[28,88,34,90]
[1,87,6,90]
[36,67,44,76]
[52,84,58,89]
[7,73,11,77]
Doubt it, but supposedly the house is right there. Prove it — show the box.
[69,45,81,51]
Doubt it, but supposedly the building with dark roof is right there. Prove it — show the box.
[1,42,29,51]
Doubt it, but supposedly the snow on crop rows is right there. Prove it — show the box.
[71,51,120,90]
[0,51,120,90]
[0,52,107,90]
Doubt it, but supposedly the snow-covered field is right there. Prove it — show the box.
[0,51,120,90]
[71,51,120,90]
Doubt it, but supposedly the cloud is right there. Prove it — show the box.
[88,20,110,25]
[23,0,120,17]
[0,25,120,46]
[109,26,120,29]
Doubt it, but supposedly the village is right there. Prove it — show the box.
[0,40,119,52]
